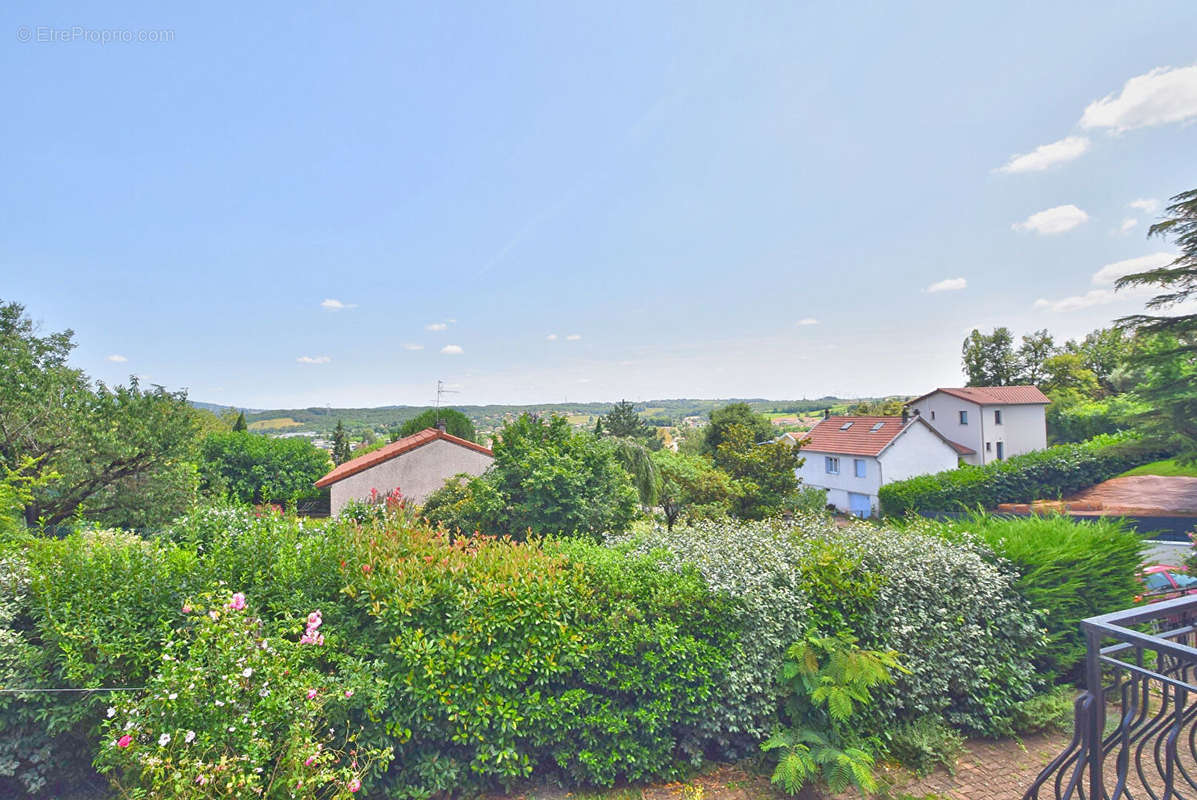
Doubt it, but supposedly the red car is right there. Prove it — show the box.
[1138,565,1197,603]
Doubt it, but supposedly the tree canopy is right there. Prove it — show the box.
[423,414,637,540]
[394,408,477,442]
[0,300,201,528]
[703,403,775,453]
[198,431,332,506]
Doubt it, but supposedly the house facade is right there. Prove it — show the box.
[905,386,1049,466]
[793,415,968,517]
[315,427,494,516]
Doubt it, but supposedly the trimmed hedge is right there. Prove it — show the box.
[906,514,1143,681]
[878,433,1172,515]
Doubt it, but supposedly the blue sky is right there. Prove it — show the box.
[3,2,1196,408]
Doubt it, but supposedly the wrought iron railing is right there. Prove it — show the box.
[1025,594,1197,800]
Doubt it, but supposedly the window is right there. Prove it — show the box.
[854,459,866,478]
[870,422,884,432]
[986,442,991,451]
[930,410,936,420]
[840,422,853,430]
[996,441,1005,460]
[959,410,968,425]
[994,409,1003,425]
[825,456,840,474]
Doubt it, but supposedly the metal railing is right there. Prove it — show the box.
[1025,594,1197,800]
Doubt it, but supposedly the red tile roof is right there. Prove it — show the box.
[314,428,493,488]
[799,417,908,457]
[907,386,1050,406]
[797,416,974,457]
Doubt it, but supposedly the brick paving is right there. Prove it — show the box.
[490,731,1077,800]
[889,731,1072,800]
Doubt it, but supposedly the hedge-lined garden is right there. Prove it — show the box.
[877,432,1173,515]
[0,502,1146,799]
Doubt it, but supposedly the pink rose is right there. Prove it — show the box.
[181,604,192,614]
[227,592,246,611]
[307,611,322,628]
[348,778,361,793]
[306,689,318,700]
[117,735,133,748]
[344,689,354,698]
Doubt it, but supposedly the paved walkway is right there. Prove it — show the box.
[490,731,1075,800]
[892,731,1072,800]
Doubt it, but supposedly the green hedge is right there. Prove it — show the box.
[878,433,1172,515]
[909,514,1143,681]
[1,504,1088,798]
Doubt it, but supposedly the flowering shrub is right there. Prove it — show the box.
[95,587,390,798]
[338,487,421,528]
[607,519,812,754]
[613,515,1042,740]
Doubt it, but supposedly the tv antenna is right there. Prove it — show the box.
[435,380,459,426]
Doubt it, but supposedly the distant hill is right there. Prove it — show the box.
[190,397,862,437]
[189,401,264,415]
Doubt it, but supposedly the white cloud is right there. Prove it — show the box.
[796,317,820,326]
[1012,204,1090,235]
[440,344,463,355]
[1080,65,1197,132]
[925,277,967,293]
[425,322,448,331]
[1118,218,1138,234]
[577,378,592,384]
[1033,252,1176,312]
[106,354,128,363]
[401,343,423,351]
[1092,252,1176,285]
[995,136,1090,174]
[566,334,582,341]
[296,355,331,364]
[1130,198,1160,214]
[546,333,558,341]
[321,298,357,311]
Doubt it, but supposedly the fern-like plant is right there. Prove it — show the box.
[761,633,904,796]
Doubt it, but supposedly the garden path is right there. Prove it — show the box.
[491,730,1074,800]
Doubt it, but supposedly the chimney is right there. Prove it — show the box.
[901,409,909,425]
[435,420,447,433]
[823,408,830,420]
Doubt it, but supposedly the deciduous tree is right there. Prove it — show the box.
[394,408,477,442]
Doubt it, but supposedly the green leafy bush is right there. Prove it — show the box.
[914,514,1142,680]
[1010,685,1077,735]
[612,516,1041,740]
[607,519,812,755]
[878,433,1172,515]
[885,716,964,777]
[538,541,738,785]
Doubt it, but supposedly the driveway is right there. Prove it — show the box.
[1065,475,1197,516]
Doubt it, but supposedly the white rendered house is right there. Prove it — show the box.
[793,415,971,517]
[904,386,1049,466]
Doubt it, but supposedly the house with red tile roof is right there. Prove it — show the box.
[792,414,969,517]
[905,386,1048,466]
[315,426,494,516]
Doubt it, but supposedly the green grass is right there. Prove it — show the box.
[1117,459,1197,478]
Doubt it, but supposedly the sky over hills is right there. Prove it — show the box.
[3,2,1196,407]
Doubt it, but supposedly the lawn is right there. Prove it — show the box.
[1117,459,1197,478]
